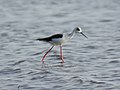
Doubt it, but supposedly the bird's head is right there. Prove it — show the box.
[74,27,88,39]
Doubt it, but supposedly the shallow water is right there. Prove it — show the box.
[0,0,120,90]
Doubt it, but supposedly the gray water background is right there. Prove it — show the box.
[0,0,120,90]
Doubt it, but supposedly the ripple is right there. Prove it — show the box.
[31,76,45,80]
[53,85,62,89]
[12,60,26,66]
[32,49,48,56]
[99,19,114,23]
[0,68,21,75]
[89,80,105,84]
[106,49,115,52]
[0,32,9,37]
[115,38,120,41]
[19,84,36,89]
[70,76,83,84]
[83,45,98,49]
[109,60,119,63]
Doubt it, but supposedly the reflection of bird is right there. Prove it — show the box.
[36,27,88,63]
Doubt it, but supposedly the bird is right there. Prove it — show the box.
[36,27,88,63]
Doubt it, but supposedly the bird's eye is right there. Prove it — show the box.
[76,27,80,31]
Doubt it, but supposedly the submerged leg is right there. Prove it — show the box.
[42,46,54,63]
[60,45,64,63]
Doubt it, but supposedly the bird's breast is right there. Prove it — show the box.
[50,38,65,45]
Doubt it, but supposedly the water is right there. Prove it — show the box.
[0,0,120,90]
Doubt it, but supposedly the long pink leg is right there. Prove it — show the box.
[60,45,64,63]
[42,46,54,63]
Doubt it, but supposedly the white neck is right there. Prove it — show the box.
[67,29,76,39]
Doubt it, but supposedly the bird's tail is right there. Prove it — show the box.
[36,38,44,41]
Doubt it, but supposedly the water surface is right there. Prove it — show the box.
[0,0,120,90]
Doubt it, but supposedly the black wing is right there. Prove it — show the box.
[36,34,63,42]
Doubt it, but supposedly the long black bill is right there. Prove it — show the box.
[80,32,88,39]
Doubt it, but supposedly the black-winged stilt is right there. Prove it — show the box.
[36,27,88,63]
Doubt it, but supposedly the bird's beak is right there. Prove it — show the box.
[80,32,88,39]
